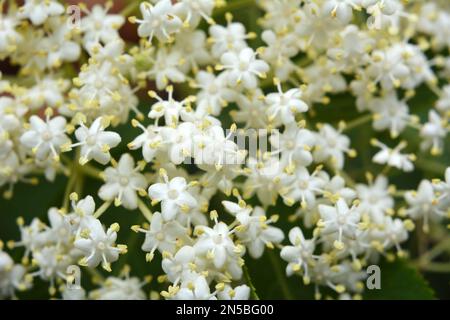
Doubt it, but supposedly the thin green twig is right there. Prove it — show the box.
[268,250,294,299]
[243,264,260,300]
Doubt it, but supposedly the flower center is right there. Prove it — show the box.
[368,195,378,204]
[299,180,309,189]
[86,135,96,146]
[168,189,179,199]
[156,232,164,241]
[213,234,223,244]
[41,130,53,141]
[328,139,337,147]
[97,242,106,250]
[209,84,218,94]
[152,19,161,28]
[95,80,104,89]
[239,61,248,71]
[119,176,129,186]
[338,215,347,225]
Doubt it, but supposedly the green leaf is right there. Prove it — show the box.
[363,259,435,300]
[0,176,66,242]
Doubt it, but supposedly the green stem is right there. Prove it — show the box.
[418,262,450,273]
[268,250,294,299]
[242,264,260,300]
[120,0,140,17]
[74,173,84,197]
[415,158,447,176]
[343,114,373,132]
[62,150,80,211]
[85,266,105,284]
[94,201,112,219]
[213,0,256,17]
[417,238,450,265]
[77,164,103,181]
[137,198,153,222]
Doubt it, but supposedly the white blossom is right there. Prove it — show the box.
[99,154,147,209]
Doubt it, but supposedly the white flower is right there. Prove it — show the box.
[370,92,410,138]
[356,175,394,224]
[318,198,361,250]
[80,4,125,47]
[220,48,269,89]
[70,117,121,165]
[135,0,182,43]
[193,124,246,169]
[146,47,186,90]
[174,0,215,28]
[128,121,162,163]
[18,0,65,25]
[21,77,70,110]
[174,30,211,73]
[161,245,197,284]
[90,274,146,300]
[405,180,445,231]
[434,167,450,206]
[65,195,96,232]
[327,25,373,72]
[233,206,284,259]
[194,71,236,116]
[136,212,188,259]
[436,85,450,113]
[170,275,216,300]
[217,284,250,300]
[0,251,29,299]
[0,14,22,58]
[32,246,72,284]
[294,2,342,51]
[243,156,286,206]
[148,172,197,221]
[365,0,400,31]
[313,124,353,169]
[75,217,125,271]
[420,110,448,155]
[280,227,316,280]
[209,22,249,58]
[45,208,73,246]
[0,96,27,132]
[232,89,269,128]
[371,140,415,172]
[270,124,315,166]
[301,58,347,103]
[20,112,70,161]
[148,86,193,126]
[160,122,196,165]
[99,154,147,210]
[266,79,309,125]
[323,0,361,23]
[260,30,298,66]
[370,216,408,252]
[322,174,356,205]
[194,221,240,268]
[281,167,326,209]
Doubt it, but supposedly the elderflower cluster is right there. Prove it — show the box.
[0,0,449,300]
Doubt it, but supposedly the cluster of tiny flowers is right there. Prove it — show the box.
[0,0,449,300]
